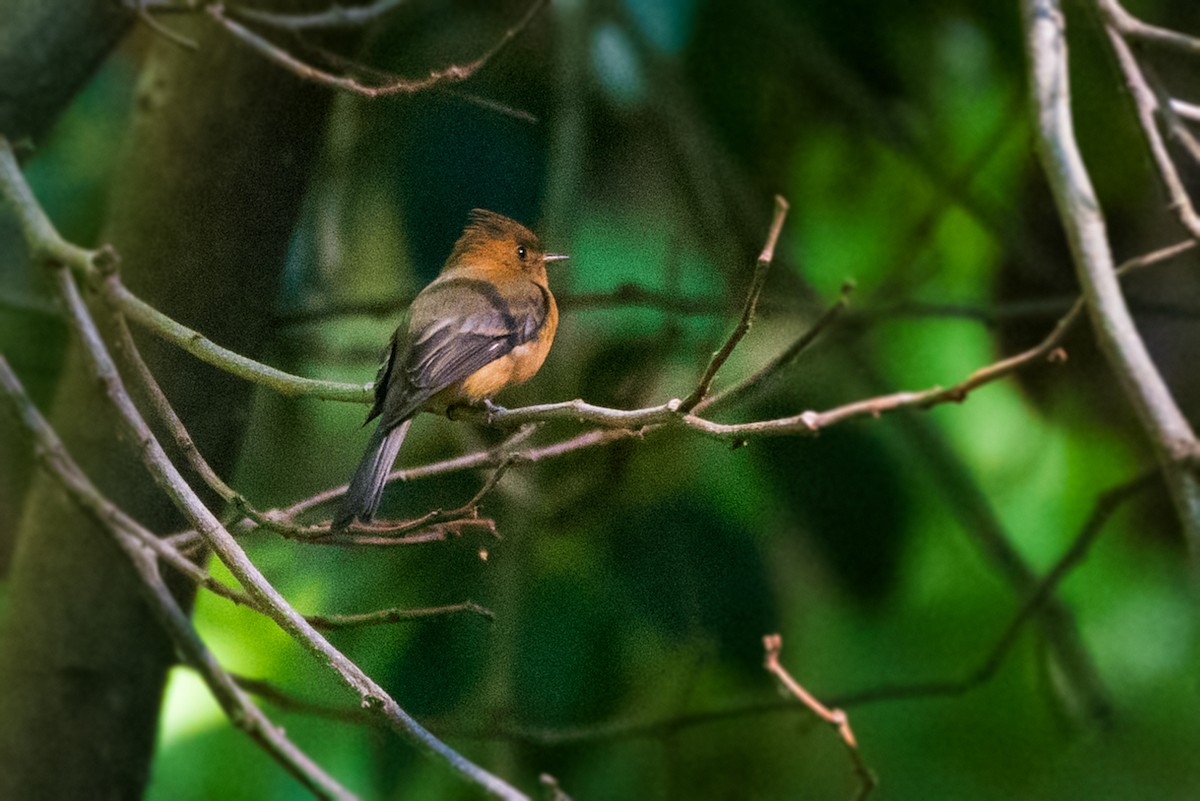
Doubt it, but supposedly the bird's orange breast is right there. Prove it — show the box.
[445,287,558,405]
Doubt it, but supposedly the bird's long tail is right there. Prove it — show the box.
[333,418,412,529]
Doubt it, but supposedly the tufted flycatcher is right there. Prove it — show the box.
[334,209,567,528]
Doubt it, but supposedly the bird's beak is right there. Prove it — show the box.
[544,253,570,264]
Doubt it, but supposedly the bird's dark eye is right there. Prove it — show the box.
[516,245,527,261]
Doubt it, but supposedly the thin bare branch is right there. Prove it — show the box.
[694,280,852,414]
[107,310,259,514]
[134,4,199,49]
[275,458,513,546]
[680,194,789,412]
[104,274,369,402]
[763,634,876,801]
[306,600,495,629]
[294,517,499,549]
[1102,0,1200,56]
[168,428,547,551]
[1139,63,1200,168]
[1171,98,1200,123]
[208,0,548,98]
[1098,0,1200,239]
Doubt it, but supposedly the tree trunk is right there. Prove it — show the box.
[0,0,133,142]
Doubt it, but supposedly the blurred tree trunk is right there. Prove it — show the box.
[0,0,133,141]
[0,11,337,799]
[0,1,134,573]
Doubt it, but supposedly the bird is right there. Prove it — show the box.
[333,209,567,528]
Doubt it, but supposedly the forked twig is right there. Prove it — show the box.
[680,195,789,412]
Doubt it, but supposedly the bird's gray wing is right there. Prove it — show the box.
[371,277,547,429]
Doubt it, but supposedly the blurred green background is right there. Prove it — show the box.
[4,0,1200,798]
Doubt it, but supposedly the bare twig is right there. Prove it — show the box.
[306,600,495,629]
[292,518,498,549]
[1140,64,1200,169]
[763,634,876,801]
[437,700,804,747]
[103,272,369,402]
[1171,98,1200,124]
[1024,0,1200,560]
[107,309,266,521]
[1098,0,1200,239]
[265,457,513,548]
[694,280,853,415]
[1101,0,1200,57]
[208,0,548,98]
[680,195,789,412]
[168,428,547,551]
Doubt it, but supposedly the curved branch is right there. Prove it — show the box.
[1023,0,1200,557]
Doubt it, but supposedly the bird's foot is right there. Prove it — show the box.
[480,398,508,424]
